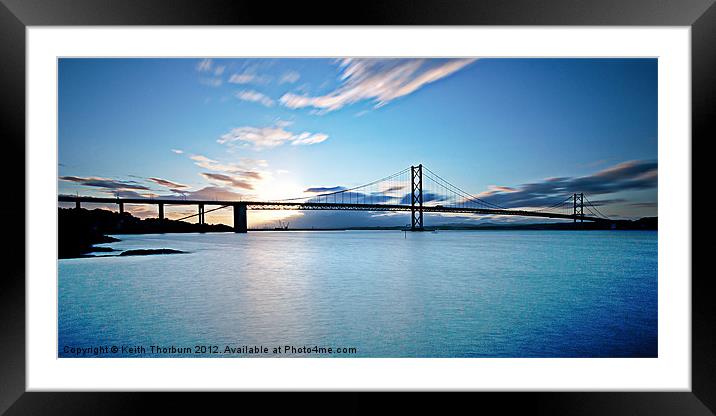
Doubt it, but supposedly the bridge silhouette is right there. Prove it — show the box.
[58,164,611,232]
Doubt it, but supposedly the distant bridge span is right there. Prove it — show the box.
[58,164,610,232]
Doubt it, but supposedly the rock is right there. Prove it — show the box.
[118,249,186,256]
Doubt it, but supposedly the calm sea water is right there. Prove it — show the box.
[58,230,657,358]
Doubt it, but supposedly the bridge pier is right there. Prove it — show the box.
[75,200,80,210]
[198,204,205,225]
[118,202,124,214]
[158,203,165,232]
[233,203,247,233]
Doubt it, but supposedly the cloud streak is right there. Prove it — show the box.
[196,59,213,72]
[304,186,346,193]
[471,160,658,209]
[279,58,476,113]
[60,176,149,191]
[148,177,188,189]
[186,154,269,193]
[59,176,154,198]
[279,70,300,84]
[291,132,328,145]
[195,59,226,87]
[217,124,329,149]
[189,154,267,174]
[235,90,275,107]
[201,173,254,190]
[228,72,270,85]
[199,77,222,87]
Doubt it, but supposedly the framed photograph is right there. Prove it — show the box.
[2,0,714,413]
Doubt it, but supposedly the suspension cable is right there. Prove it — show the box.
[422,166,508,209]
[532,194,574,212]
[273,168,410,202]
[583,194,611,219]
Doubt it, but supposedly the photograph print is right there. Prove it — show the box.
[58,57,657,358]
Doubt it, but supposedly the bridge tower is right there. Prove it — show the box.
[411,164,424,231]
[573,193,584,223]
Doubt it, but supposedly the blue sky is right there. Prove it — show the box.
[58,58,657,227]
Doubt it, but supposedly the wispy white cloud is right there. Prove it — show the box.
[196,59,227,87]
[189,154,267,174]
[196,59,213,72]
[274,119,294,128]
[279,58,477,113]
[199,77,222,87]
[228,74,255,84]
[228,72,270,85]
[196,59,223,87]
[279,70,300,84]
[235,90,275,107]
[217,124,329,149]
[291,132,328,146]
[171,149,184,154]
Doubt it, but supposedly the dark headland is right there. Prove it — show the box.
[58,207,657,259]
[59,207,231,258]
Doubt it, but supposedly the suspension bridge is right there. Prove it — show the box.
[58,164,612,232]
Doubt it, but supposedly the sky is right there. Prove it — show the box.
[58,58,657,228]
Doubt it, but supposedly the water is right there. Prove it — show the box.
[58,230,657,358]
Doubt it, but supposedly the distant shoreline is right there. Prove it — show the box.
[59,207,656,259]
[247,226,658,232]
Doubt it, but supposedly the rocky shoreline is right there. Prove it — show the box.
[59,207,229,259]
[80,246,187,258]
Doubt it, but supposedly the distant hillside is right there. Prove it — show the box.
[59,207,232,258]
[431,217,657,231]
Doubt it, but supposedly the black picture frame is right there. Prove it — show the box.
[1,0,714,413]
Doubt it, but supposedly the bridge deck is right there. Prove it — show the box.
[58,195,602,222]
